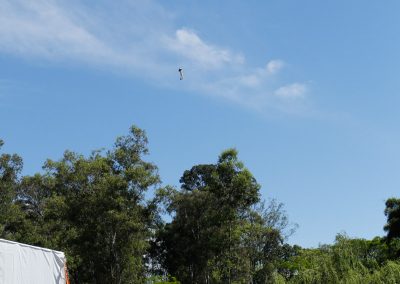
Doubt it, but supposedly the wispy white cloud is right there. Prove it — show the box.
[266,60,284,75]
[165,28,244,69]
[0,0,170,73]
[236,60,285,88]
[0,1,110,60]
[0,0,309,113]
[275,83,307,99]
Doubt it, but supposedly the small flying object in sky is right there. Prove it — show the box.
[178,67,184,80]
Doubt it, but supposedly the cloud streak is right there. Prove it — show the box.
[275,83,307,99]
[0,1,109,60]
[0,0,309,113]
[165,28,244,69]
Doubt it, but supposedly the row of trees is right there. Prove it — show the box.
[1,126,400,283]
[1,127,160,283]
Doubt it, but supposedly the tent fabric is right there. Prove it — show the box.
[0,239,67,284]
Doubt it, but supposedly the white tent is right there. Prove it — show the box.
[0,238,68,284]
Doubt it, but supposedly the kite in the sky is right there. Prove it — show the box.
[178,68,184,80]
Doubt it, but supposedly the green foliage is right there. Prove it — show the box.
[1,127,160,283]
[146,275,180,284]
[5,130,400,284]
[153,149,293,283]
[0,139,25,240]
[45,126,159,283]
[281,234,400,284]
[385,198,400,241]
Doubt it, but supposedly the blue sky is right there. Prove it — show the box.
[1,0,400,247]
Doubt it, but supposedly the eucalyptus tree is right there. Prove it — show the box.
[0,139,25,240]
[384,198,400,241]
[154,149,291,283]
[40,126,160,283]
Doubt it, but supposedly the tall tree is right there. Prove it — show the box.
[0,139,25,240]
[39,126,160,283]
[384,198,400,241]
[154,149,276,283]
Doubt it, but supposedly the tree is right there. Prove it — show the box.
[0,139,25,240]
[281,234,400,284]
[34,126,160,283]
[384,198,400,241]
[154,149,260,283]
[154,149,293,283]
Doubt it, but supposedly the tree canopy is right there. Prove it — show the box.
[1,127,160,283]
[1,127,400,283]
[153,149,296,283]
